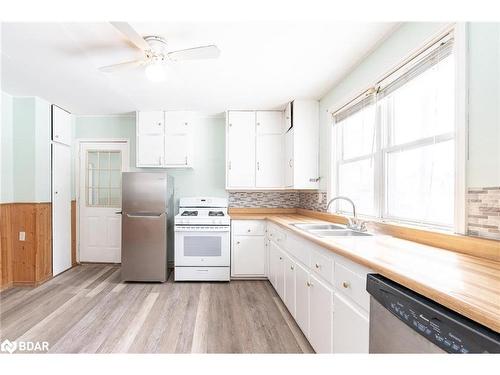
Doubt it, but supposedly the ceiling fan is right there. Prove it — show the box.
[99,22,221,82]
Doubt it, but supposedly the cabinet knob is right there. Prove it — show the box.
[256,122,260,126]
[158,122,162,126]
[55,135,59,138]
[290,265,294,270]
[257,162,260,170]
[236,241,240,245]
[315,263,320,269]
[279,256,283,260]
[247,229,251,233]
[306,281,312,287]
[342,281,350,289]
[184,122,188,126]
[229,123,232,127]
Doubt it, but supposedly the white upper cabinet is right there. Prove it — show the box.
[137,111,164,134]
[225,102,318,190]
[226,111,256,188]
[285,100,320,189]
[256,133,284,188]
[136,111,192,168]
[52,105,72,146]
[256,111,284,134]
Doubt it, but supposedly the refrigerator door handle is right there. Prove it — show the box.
[126,212,165,218]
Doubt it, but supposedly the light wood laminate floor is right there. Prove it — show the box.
[0,264,313,353]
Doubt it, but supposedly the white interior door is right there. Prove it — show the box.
[79,142,129,263]
[52,142,71,276]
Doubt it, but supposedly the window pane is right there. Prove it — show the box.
[97,188,109,206]
[109,188,121,206]
[384,54,455,146]
[338,158,375,216]
[98,151,109,169]
[87,168,99,188]
[110,171,121,188]
[386,140,454,226]
[341,104,375,159]
[99,170,110,188]
[109,152,121,170]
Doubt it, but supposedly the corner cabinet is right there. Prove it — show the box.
[225,100,319,190]
[136,111,193,168]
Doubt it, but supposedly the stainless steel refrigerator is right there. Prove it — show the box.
[121,172,174,282]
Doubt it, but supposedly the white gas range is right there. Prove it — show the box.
[174,197,231,281]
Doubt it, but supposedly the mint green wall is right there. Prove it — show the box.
[1,92,14,203]
[318,22,447,191]
[9,96,51,202]
[73,115,227,202]
[467,23,500,187]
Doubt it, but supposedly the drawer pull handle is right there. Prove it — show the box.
[342,281,350,289]
[315,263,320,269]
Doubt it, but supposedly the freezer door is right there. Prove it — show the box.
[122,172,167,214]
[121,212,167,281]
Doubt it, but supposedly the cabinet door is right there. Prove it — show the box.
[309,273,334,353]
[227,111,256,188]
[268,240,279,289]
[284,254,296,317]
[256,134,284,188]
[165,134,189,166]
[52,143,72,276]
[295,262,310,337]
[165,111,191,134]
[333,292,369,353]
[232,236,266,277]
[137,111,164,134]
[256,111,284,134]
[284,129,294,187]
[275,246,285,300]
[137,135,164,167]
[52,105,72,145]
[284,102,292,130]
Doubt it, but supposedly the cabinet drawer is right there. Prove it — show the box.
[334,261,370,311]
[232,220,265,236]
[310,247,333,284]
[268,224,286,244]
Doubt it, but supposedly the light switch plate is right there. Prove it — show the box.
[19,231,26,241]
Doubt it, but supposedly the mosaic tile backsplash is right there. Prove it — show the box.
[467,187,500,240]
[228,191,328,211]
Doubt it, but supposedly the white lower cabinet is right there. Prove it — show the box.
[333,292,369,353]
[309,273,334,353]
[294,262,310,336]
[283,254,296,317]
[231,220,266,278]
[264,222,372,353]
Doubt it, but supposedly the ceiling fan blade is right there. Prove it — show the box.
[99,59,144,73]
[110,22,150,51]
[167,45,220,61]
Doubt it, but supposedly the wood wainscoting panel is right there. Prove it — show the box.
[0,204,13,290]
[71,200,77,266]
[1,203,53,288]
[35,203,52,283]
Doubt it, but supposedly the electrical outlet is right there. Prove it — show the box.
[19,231,26,241]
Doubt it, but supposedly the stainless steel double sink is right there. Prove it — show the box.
[291,223,372,237]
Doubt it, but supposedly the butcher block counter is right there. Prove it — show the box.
[229,209,500,333]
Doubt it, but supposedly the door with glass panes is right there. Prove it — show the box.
[79,142,129,262]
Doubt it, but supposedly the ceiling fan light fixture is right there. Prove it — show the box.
[145,62,166,82]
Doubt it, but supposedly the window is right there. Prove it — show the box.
[332,34,457,229]
[86,150,122,207]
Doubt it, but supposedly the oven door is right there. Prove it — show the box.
[175,226,230,267]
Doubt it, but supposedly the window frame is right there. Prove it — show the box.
[329,24,468,233]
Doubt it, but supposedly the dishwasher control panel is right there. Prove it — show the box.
[367,274,500,354]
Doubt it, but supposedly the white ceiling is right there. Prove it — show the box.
[1,22,397,115]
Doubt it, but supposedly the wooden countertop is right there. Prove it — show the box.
[230,212,500,333]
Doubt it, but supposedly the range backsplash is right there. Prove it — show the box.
[467,187,500,240]
[228,191,328,211]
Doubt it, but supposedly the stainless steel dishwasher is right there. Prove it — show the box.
[366,274,500,353]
